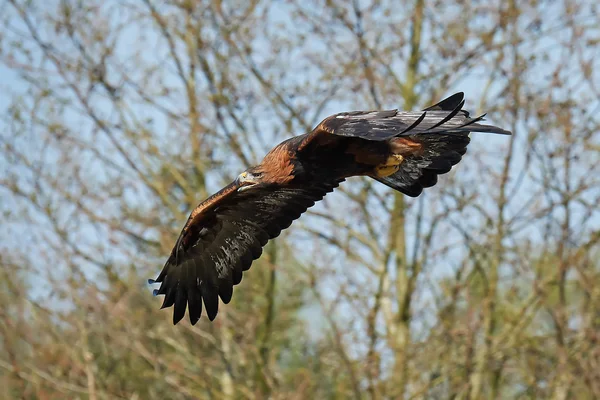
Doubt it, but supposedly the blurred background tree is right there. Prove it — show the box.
[1,0,599,398]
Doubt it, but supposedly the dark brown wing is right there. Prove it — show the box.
[150,179,343,325]
[298,93,510,150]
[370,93,508,197]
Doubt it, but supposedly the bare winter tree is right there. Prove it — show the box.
[0,0,598,399]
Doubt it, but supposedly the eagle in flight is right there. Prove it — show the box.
[150,92,511,325]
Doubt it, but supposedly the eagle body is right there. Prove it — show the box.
[264,134,391,183]
[150,93,511,325]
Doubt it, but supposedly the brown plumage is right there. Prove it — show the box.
[150,92,511,325]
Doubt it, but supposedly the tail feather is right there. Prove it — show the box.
[373,132,471,197]
[370,93,511,197]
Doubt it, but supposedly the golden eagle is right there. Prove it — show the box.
[150,92,511,324]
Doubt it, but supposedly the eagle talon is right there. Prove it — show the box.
[375,164,400,177]
[375,154,404,177]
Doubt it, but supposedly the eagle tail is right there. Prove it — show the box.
[372,132,471,197]
[369,93,510,196]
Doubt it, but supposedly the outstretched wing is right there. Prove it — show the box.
[151,179,343,325]
[299,92,510,150]
[371,93,511,197]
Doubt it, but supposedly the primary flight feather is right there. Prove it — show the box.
[150,92,511,325]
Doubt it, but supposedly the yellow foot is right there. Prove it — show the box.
[375,155,404,177]
[375,164,400,177]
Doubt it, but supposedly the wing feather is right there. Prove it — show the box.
[299,93,511,150]
[151,179,343,324]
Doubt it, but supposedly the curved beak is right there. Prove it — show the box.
[235,171,260,192]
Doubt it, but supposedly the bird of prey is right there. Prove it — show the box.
[150,92,511,325]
